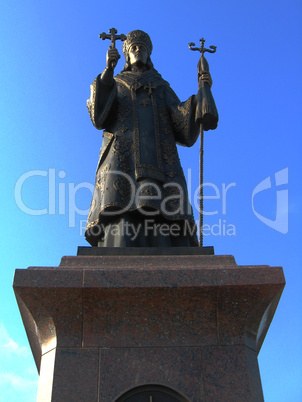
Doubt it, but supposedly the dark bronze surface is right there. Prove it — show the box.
[86,29,218,247]
[77,246,214,256]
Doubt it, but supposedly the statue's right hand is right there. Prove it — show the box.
[106,48,120,70]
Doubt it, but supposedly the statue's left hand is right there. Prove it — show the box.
[199,71,212,88]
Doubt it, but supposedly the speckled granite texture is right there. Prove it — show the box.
[13,253,285,402]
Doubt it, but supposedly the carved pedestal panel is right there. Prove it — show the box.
[13,249,285,401]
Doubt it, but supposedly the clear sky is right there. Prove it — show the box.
[1,0,301,400]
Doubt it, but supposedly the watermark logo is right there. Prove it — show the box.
[252,168,288,234]
[14,168,94,227]
[14,167,288,236]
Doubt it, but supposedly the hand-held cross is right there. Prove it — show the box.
[99,27,126,68]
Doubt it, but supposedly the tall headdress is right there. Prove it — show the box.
[123,30,153,57]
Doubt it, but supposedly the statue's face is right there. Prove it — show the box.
[129,43,148,66]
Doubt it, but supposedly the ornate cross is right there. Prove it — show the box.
[188,37,217,55]
[140,98,151,108]
[144,82,156,96]
[99,27,126,49]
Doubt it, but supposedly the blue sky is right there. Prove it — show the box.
[1,0,301,400]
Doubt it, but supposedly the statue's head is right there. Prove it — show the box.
[122,30,153,71]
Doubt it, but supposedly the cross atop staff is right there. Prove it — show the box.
[188,38,217,56]
[188,37,218,247]
[99,27,126,49]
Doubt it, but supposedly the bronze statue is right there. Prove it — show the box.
[86,29,218,247]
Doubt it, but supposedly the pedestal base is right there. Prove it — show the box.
[13,251,285,401]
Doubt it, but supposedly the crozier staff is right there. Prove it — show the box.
[86,29,216,247]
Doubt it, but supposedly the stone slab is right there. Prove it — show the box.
[202,345,263,402]
[98,347,204,402]
[51,349,99,402]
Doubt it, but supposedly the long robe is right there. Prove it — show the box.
[86,67,200,246]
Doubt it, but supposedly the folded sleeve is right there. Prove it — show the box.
[87,74,117,130]
[166,87,200,147]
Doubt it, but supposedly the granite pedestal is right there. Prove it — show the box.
[13,249,285,401]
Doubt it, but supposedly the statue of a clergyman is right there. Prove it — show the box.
[85,29,217,247]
